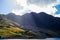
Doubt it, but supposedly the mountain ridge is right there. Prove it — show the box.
[6,12,60,38]
[6,12,60,31]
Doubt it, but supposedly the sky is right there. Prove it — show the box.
[0,0,60,17]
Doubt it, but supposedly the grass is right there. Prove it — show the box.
[0,15,37,39]
[0,24,38,39]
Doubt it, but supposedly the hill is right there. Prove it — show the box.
[0,14,52,39]
[6,12,60,38]
[0,14,36,39]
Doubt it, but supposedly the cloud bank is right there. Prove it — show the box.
[28,0,56,6]
[11,0,60,17]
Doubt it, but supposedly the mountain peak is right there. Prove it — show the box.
[8,13,16,16]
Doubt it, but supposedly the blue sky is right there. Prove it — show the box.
[55,5,60,14]
[0,0,16,14]
[0,0,60,17]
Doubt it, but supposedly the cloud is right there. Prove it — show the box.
[54,14,60,17]
[28,4,57,15]
[12,0,29,15]
[57,0,60,3]
[11,0,60,17]
[28,0,57,6]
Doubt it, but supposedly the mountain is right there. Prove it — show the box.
[31,12,60,33]
[0,14,42,39]
[6,13,39,31]
[0,14,56,39]
[6,12,60,38]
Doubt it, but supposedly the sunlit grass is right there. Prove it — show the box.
[0,23,37,38]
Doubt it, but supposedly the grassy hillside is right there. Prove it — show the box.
[0,14,36,39]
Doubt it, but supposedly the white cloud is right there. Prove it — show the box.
[54,14,60,17]
[16,0,28,7]
[57,0,60,3]
[11,0,60,17]
[28,0,57,6]
[28,4,57,15]
[12,0,29,15]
